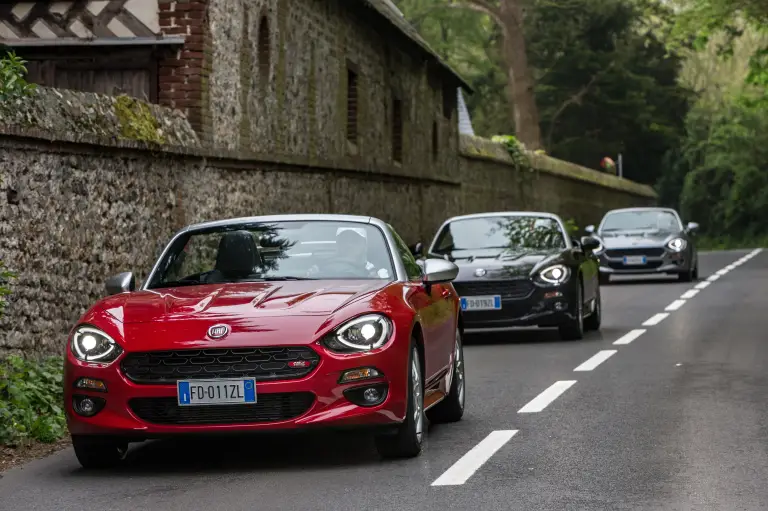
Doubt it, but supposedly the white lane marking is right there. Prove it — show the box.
[716,268,729,275]
[642,313,669,326]
[613,329,646,345]
[695,281,711,289]
[727,264,737,270]
[432,430,518,486]
[574,350,617,372]
[665,299,686,311]
[707,274,720,282]
[518,381,577,413]
[681,289,699,299]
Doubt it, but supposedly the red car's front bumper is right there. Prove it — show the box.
[64,343,409,438]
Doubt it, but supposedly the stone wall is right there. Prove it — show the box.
[0,127,654,356]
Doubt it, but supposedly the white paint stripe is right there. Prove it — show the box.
[613,329,646,345]
[681,289,699,299]
[431,430,518,486]
[574,350,617,372]
[518,381,577,413]
[707,274,720,282]
[642,312,669,326]
[695,281,711,289]
[665,299,686,311]
[716,268,729,275]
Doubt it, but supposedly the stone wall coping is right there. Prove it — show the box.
[459,134,658,199]
[0,125,461,187]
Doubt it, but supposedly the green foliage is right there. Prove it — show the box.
[490,134,532,171]
[0,261,12,317]
[0,356,66,446]
[564,218,580,237]
[114,94,166,144]
[672,93,768,241]
[0,51,37,101]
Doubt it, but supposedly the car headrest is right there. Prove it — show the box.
[215,231,261,278]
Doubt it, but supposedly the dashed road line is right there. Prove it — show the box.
[680,289,699,299]
[613,329,646,345]
[574,350,617,372]
[695,281,711,289]
[431,430,519,486]
[707,274,721,282]
[665,299,686,311]
[642,312,669,326]
[518,381,577,413]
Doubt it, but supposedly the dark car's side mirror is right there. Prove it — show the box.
[106,272,136,295]
[580,236,600,251]
[686,222,699,233]
[422,259,459,284]
[409,242,423,257]
[584,225,595,235]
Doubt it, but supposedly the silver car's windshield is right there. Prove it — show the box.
[601,210,681,232]
[146,220,395,289]
[432,216,566,256]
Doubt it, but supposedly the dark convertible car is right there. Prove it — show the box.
[585,207,699,283]
[415,212,601,340]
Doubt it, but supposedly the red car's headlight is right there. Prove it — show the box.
[70,325,123,364]
[322,314,393,353]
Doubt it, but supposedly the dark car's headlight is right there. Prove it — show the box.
[593,240,605,255]
[536,264,571,285]
[70,326,123,363]
[666,238,687,252]
[322,314,393,353]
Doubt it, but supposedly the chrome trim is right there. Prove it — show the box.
[427,211,573,254]
[142,214,407,289]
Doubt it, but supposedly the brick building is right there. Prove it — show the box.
[1,0,470,177]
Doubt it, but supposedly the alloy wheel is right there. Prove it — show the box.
[412,350,423,443]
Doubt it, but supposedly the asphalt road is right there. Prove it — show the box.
[1,249,766,511]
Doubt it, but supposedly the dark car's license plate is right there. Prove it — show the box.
[460,295,502,311]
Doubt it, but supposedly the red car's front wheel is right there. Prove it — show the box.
[375,342,424,459]
[72,435,128,469]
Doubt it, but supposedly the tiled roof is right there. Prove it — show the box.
[361,0,472,91]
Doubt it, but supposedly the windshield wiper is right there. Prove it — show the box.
[151,280,205,289]
[257,276,317,281]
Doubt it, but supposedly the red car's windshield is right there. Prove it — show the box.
[146,221,395,288]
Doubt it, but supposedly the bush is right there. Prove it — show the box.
[0,50,37,101]
[0,356,66,446]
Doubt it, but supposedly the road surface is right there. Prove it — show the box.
[1,249,766,511]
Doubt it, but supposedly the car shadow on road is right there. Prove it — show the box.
[67,431,384,477]
[464,328,607,346]
[604,275,686,286]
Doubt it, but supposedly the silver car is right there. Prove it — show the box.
[586,207,699,284]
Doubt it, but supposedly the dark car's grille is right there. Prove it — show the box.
[128,393,315,425]
[604,247,665,258]
[453,280,535,300]
[121,347,320,385]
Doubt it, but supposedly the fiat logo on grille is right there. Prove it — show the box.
[474,268,487,277]
[208,324,230,339]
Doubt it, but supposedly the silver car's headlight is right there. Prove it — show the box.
[71,326,123,363]
[537,264,571,285]
[667,238,687,252]
[322,314,393,353]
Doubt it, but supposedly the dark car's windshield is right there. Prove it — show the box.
[601,210,681,232]
[431,216,566,256]
[146,221,395,289]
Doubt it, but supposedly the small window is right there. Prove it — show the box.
[346,66,358,144]
[442,84,455,120]
[392,97,403,163]
[257,15,270,91]
[432,121,438,160]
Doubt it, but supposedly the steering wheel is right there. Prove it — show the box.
[323,259,366,277]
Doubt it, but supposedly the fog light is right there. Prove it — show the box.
[544,291,563,299]
[554,302,567,311]
[75,377,107,392]
[343,383,388,407]
[339,367,382,384]
[73,394,106,417]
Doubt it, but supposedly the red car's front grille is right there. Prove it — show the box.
[120,347,320,385]
[128,392,316,425]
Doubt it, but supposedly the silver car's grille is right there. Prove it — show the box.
[604,247,665,258]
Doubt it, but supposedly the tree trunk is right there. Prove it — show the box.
[498,0,542,150]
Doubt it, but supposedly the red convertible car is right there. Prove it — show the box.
[64,214,465,468]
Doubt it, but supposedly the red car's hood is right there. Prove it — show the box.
[100,280,389,324]
[87,280,392,352]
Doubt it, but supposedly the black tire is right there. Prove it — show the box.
[692,259,699,280]
[583,287,602,332]
[598,273,610,286]
[427,328,465,424]
[559,281,585,340]
[72,435,128,469]
[375,343,424,459]
[678,266,694,282]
